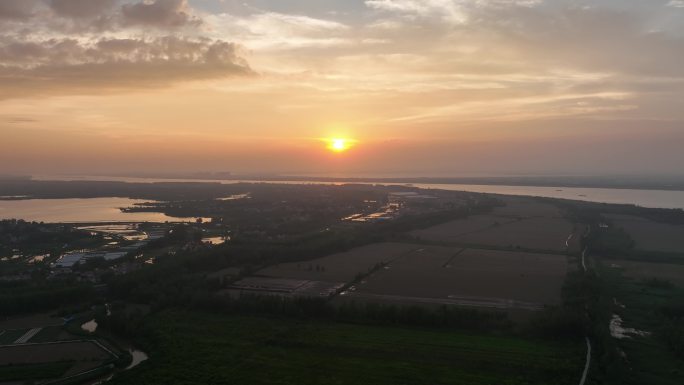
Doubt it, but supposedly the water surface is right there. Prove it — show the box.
[81,319,98,333]
[0,198,197,223]
[31,175,684,209]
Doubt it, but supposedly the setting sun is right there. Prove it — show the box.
[326,138,354,153]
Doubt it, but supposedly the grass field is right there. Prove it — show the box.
[606,214,684,254]
[108,310,585,385]
[344,247,568,310]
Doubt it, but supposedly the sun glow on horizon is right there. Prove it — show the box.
[325,137,354,153]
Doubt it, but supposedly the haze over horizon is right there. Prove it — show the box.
[2,0,683,176]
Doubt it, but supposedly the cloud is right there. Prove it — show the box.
[667,1,684,8]
[121,0,202,28]
[365,0,468,24]
[474,6,684,77]
[0,0,254,99]
[0,36,252,99]
[207,11,352,50]
[364,0,541,24]
[49,0,118,19]
[0,0,40,20]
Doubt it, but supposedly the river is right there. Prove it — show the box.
[31,174,684,209]
[1,177,682,223]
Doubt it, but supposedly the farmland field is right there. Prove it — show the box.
[411,198,576,252]
[0,341,112,364]
[226,276,344,297]
[490,197,566,218]
[410,214,512,239]
[258,242,420,282]
[412,217,574,252]
[0,340,115,381]
[455,218,574,252]
[0,329,27,345]
[606,214,684,253]
[108,310,585,385]
[342,247,568,310]
[0,313,63,330]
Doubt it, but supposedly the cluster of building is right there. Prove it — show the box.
[51,227,167,270]
[342,192,438,223]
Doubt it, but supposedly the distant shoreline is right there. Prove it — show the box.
[31,174,684,192]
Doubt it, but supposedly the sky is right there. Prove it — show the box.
[1,0,683,177]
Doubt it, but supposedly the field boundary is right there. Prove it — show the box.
[442,248,466,268]
[400,238,572,257]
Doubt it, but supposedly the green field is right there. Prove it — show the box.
[110,310,584,385]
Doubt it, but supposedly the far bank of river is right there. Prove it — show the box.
[2,177,683,224]
[31,174,684,210]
